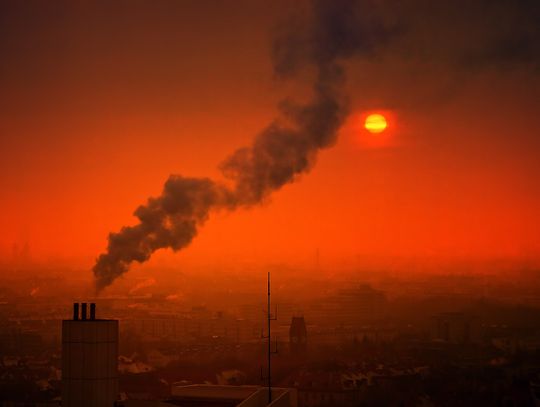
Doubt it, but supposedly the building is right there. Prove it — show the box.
[282,369,364,407]
[289,317,307,356]
[432,312,477,344]
[308,285,387,328]
[120,384,297,407]
[62,302,119,407]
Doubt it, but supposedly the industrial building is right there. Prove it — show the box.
[62,302,119,407]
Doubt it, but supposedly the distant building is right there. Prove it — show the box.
[282,366,427,407]
[283,369,364,407]
[62,302,119,407]
[432,312,477,344]
[289,317,308,356]
[308,284,387,327]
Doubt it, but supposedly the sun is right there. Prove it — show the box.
[365,113,387,133]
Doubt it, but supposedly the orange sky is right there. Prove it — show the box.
[1,0,539,276]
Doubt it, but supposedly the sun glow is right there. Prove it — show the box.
[365,113,387,133]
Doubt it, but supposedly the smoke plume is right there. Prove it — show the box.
[128,278,157,295]
[93,0,387,291]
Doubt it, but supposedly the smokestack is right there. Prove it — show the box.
[81,303,87,320]
[73,303,79,320]
[90,303,96,320]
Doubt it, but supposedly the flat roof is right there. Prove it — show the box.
[171,385,259,401]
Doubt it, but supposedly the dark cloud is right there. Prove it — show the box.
[385,0,540,70]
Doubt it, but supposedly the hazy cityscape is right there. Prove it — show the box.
[1,260,540,406]
[2,0,540,405]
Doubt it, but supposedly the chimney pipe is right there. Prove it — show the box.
[73,303,79,320]
[90,303,96,320]
[81,303,87,320]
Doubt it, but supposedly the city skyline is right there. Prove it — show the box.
[1,2,540,404]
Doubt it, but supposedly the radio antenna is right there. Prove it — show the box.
[261,271,278,403]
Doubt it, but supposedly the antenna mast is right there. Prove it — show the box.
[263,271,277,403]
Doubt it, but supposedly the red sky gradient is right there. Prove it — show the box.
[1,1,539,276]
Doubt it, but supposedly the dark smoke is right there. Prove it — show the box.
[94,176,232,289]
[93,0,388,291]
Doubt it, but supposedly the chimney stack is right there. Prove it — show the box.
[62,302,118,406]
[73,303,79,320]
[81,303,87,320]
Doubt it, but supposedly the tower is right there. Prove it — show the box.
[289,316,307,355]
[62,303,118,407]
